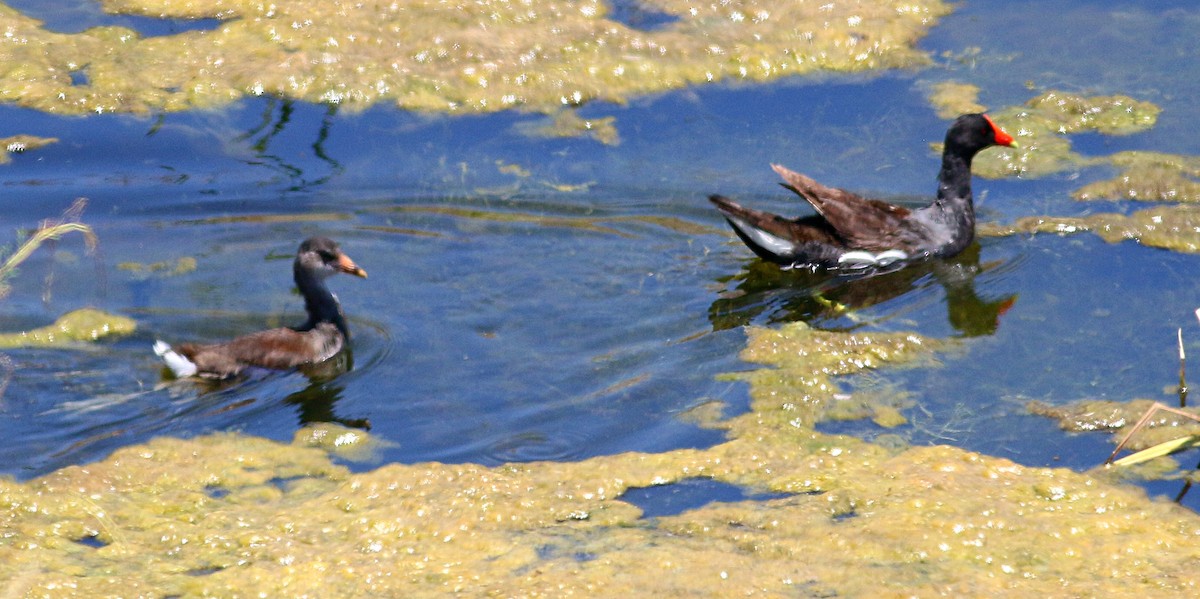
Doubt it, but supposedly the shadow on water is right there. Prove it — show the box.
[709,243,1018,337]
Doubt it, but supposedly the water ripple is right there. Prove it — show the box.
[483,430,591,463]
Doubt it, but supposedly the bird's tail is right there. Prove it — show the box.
[708,194,803,261]
[153,340,198,378]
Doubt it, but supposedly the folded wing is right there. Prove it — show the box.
[770,163,911,252]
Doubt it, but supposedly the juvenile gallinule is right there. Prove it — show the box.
[153,236,368,379]
[710,113,1017,270]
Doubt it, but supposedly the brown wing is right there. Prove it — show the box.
[709,194,839,245]
[179,326,344,377]
[771,163,911,251]
[709,194,854,266]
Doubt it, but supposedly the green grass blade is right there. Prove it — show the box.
[1113,435,1200,467]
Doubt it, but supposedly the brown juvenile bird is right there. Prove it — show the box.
[153,236,367,378]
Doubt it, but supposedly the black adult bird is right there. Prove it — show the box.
[153,236,368,379]
[709,114,1017,271]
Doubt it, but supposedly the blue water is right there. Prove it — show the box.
[620,478,792,519]
[4,0,222,35]
[2,0,1200,512]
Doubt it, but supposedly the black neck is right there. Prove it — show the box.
[295,264,349,336]
[935,150,975,212]
[926,149,978,257]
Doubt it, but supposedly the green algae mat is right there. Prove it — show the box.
[0,309,135,349]
[0,0,949,115]
[3,322,1199,596]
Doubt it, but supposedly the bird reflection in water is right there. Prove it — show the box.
[285,349,371,431]
[709,242,1016,337]
[184,347,370,431]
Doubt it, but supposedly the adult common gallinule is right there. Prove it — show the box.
[153,236,368,379]
[709,114,1017,270]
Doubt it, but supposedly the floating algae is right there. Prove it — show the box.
[927,81,986,119]
[4,320,1200,595]
[1020,90,1161,136]
[294,422,396,463]
[0,134,58,164]
[934,89,1160,180]
[390,204,631,237]
[116,256,197,279]
[979,204,1200,254]
[0,0,951,116]
[0,308,136,349]
[513,109,621,146]
[387,203,720,238]
[1029,398,1200,450]
[1074,151,1200,202]
[1029,398,1200,487]
[724,321,945,434]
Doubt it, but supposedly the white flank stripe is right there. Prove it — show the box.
[729,216,797,256]
[838,249,908,267]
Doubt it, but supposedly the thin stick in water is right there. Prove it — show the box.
[1180,328,1189,409]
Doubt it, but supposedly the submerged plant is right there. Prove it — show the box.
[1108,320,1200,478]
[0,198,97,301]
[0,198,98,402]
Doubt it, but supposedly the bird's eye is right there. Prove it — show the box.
[319,251,336,261]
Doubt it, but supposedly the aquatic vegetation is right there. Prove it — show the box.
[675,399,732,430]
[117,256,197,279]
[0,198,97,300]
[513,109,620,145]
[0,0,951,116]
[174,212,354,225]
[388,203,721,238]
[0,199,114,402]
[2,4,1199,594]
[4,321,1200,594]
[728,321,945,433]
[0,307,137,348]
[294,422,395,463]
[927,81,985,119]
[1030,397,1200,487]
[1114,433,1200,467]
[1074,151,1200,202]
[1028,398,1200,449]
[931,89,1160,179]
[1020,90,1161,136]
[979,204,1200,254]
[392,204,630,236]
[0,134,58,164]
[1027,326,1200,474]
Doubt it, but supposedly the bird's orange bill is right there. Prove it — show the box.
[983,114,1018,148]
[336,253,368,278]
